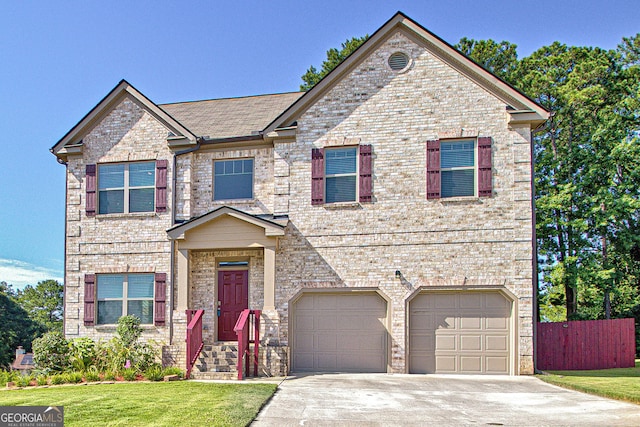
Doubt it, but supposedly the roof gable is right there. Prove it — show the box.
[264,11,549,135]
[51,80,196,161]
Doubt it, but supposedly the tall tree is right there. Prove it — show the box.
[454,37,519,83]
[16,280,63,332]
[300,36,369,91]
[0,282,45,368]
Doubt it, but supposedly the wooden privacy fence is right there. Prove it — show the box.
[536,318,636,371]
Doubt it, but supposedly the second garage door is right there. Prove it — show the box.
[409,291,512,374]
[291,292,388,373]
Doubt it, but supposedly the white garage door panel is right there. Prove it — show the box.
[409,292,512,375]
[292,292,387,373]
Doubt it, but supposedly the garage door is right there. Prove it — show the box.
[409,291,512,374]
[291,292,388,372]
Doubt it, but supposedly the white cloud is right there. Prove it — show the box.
[0,258,63,289]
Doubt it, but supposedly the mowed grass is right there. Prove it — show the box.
[538,360,640,404]
[0,381,277,426]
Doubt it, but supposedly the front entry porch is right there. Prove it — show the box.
[166,206,286,379]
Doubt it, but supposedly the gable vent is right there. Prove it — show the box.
[388,52,409,71]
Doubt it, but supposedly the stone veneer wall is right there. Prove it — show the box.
[272,31,535,374]
[63,95,174,348]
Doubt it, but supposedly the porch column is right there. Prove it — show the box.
[177,248,189,311]
[263,246,276,310]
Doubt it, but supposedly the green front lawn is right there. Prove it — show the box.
[0,381,277,426]
[538,360,640,404]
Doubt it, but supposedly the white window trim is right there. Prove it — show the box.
[98,162,155,214]
[96,274,154,325]
[324,146,359,203]
[212,157,255,201]
[440,139,477,198]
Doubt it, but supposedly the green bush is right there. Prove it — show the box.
[68,337,97,371]
[33,331,69,372]
[103,370,116,381]
[122,368,137,381]
[65,372,83,384]
[36,375,48,386]
[15,375,33,387]
[0,370,19,386]
[144,365,164,381]
[161,366,184,379]
[50,374,66,385]
[116,315,142,348]
[84,367,101,382]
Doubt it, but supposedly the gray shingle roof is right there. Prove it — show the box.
[159,92,303,140]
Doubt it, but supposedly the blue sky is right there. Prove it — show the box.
[0,0,637,288]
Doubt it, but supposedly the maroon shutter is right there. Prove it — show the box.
[359,145,373,203]
[154,273,167,326]
[85,164,97,216]
[84,274,96,326]
[155,159,168,213]
[478,137,493,197]
[426,140,441,199]
[311,148,324,205]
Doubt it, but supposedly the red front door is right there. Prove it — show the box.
[217,270,249,341]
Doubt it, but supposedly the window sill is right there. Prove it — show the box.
[95,212,159,220]
[212,198,255,204]
[94,324,158,331]
[323,201,362,210]
[438,196,483,204]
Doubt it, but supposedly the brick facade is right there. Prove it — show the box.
[55,14,545,377]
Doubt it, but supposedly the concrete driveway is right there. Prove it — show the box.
[252,373,640,426]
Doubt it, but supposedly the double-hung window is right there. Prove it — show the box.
[97,274,154,324]
[98,162,155,214]
[440,140,475,197]
[325,147,358,203]
[214,159,254,200]
[426,137,492,199]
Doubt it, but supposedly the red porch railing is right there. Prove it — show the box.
[185,309,204,379]
[234,309,261,380]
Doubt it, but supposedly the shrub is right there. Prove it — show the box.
[144,365,164,381]
[84,367,101,382]
[68,337,97,371]
[0,370,19,387]
[33,331,69,372]
[122,368,137,381]
[65,372,83,384]
[15,375,33,387]
[116,315,142,348]
[161,366,184,379]
[36,375,48,386]
[50,374,66,385]
[103,371,116,381]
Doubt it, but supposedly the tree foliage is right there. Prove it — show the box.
[0,282,45,368]
[454,37,519,82]
[300,36,369,91]
[16,280,63,332]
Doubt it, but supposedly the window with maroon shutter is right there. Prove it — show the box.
[311,148,325,205]
[84,274,96,326]
[154,273,167,326]
[477,137,493,197]
[359,145,373,203]
[426,140,441,199]
[155,160,168,213]
[85,164,97,216]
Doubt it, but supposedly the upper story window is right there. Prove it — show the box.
[325,147,357,203]
[440,140,475,197]
[98,162,155,214]
[96,273,154,324]
[311,144,372,205]
[214,159,254,200]
[426,137,492,199]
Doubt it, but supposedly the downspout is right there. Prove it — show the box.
[168,138,203,345]
[530,128,539,374]
[54,154,69,338]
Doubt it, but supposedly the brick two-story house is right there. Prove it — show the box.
[51,12,548,377]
